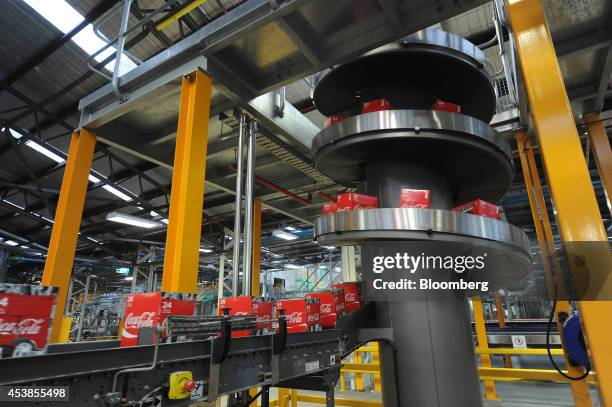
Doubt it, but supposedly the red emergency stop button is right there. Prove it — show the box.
[183,379,196,392]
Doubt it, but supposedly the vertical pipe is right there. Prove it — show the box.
[111,0,133,96]
[242,120,257,296]
[251,198,262,296]
[76,275,96,342]
[232,114,247,296]
[131,266,138,293]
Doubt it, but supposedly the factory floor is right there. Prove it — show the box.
[257,382,601,406]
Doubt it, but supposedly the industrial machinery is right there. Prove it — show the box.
[0,30,532,407]
[311,29,532,406]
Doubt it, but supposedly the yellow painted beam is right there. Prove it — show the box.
[42,129,96,343]
[476,348,563,356]
[251,198,262,296]
[585,114,612,198]
[156,0,209,30]
[296,394,382,407]
[507,1,612,404]
[473,296,498,400]
[495,296,513,368]
[341,362,380,373]
[162,69,212,293]
[478,367,596,384]
[515,131,593,406]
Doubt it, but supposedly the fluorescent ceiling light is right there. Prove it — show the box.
[2,199,25,210]
[4,240,19,246]
[273,230,298,240]
[3,127,65,163]
[284,226,297,231]
[23,0,136,76]
[88,174,101,183]
[124,276,134,281]
[20,245,29,249]
[199,248,212,253]
[106,212,162,229]
[150,210,169,224]
[285,264,300,269]
[102,185,132,201]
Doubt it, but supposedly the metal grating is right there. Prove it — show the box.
[255,133,334,186]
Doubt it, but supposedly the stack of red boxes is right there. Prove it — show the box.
[399,189,431,208]
[306,288,345,328]
[433,99,462,113]
[121,292,196,347]
[362,98,392,113]
[218,296,273,338]
[337,193,379,212]
[275,298,321,333]
[323,202,338,214]
[453,199,500,220]
[0,284,57,355]
[333,282,361,313]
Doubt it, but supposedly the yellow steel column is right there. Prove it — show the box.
[372,342,381,391]
[516,131,593,406]
[162,69,212,293]
[42,129,96,343]
[251,198,262,296]
[472,296,498,400]
[495,296,513,368]
[507,2,612,404]
[585,114,612,198]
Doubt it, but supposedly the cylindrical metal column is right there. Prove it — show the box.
[242,120,257,296]
[76,274,96,342]
[368,161,481,407]
[366,160,454,209]
[231,114,247,296]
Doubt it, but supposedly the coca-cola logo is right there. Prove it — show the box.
[320,303,332,314]
[0,318,44,335]
[345,293,356,302]
[307,313,319,323]
[288,312,303,323]
[125,312,156,328]
[234,311,248,316]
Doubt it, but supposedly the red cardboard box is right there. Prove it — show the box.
[306,288,345,328]
[400,189,431,208]
[218,296,273,337]
[323,202,338,215]
[433,100,462,113]
[337,193,378,212]
[0,284,57,353]
[121,292,195,347]
[333,282,361,313]
[453,199,500,220]
[275,298,321,333]
[362,98,392,114]
[324,114,345,128]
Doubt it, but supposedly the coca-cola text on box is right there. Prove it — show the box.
[275,298,321,333]
[218,296,273,337]
[306,290,344,328]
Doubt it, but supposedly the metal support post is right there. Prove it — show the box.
[242,120,257,296]
[341,246,356,281]
[76,274,96,342]
[507,2,612,404]
[232,113,247,296]
[515,130,593,406]
[585,114,612,200]
[42,129,96,343]
[218,253,225,300]
[162,69,212,293]
[473,296,498,400]
[131,266,138,293]
[251,198,262,296]
[0,250,8,283]
[495,295,513,368]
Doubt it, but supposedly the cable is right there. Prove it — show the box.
[545,284,590,381]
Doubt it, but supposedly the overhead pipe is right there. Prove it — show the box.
[242,120,257,296]
[231,113,247,296]
[229,165,312,206]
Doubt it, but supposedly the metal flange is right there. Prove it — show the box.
[312,109,514,203]
[314,208,532,289]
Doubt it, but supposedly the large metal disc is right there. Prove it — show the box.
[313,29,496,122]
[312,109,514,204]
[314,208,532,289]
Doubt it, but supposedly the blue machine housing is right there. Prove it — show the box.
[562,311,591,370]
